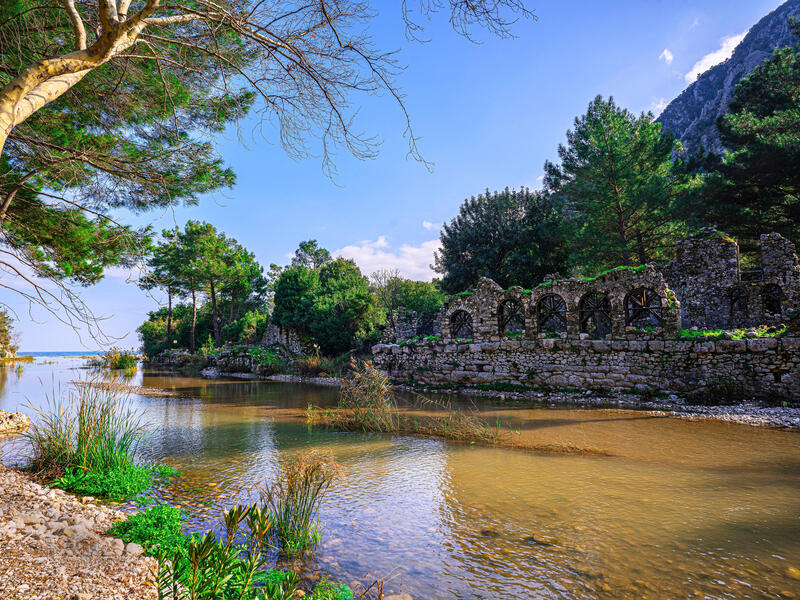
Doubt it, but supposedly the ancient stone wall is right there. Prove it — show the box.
[372,336,800,398]
[261,322,306,354]
[438,266,681,344]
[661,229,800,329]
[380,310,443,344]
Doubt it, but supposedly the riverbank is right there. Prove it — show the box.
[0,465,154,600]
[195,365,800,430]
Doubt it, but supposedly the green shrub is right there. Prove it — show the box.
[95,347,139,370]
[108,504,186,553]
[116,501,351,599]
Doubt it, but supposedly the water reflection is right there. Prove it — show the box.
[2,357,800,599]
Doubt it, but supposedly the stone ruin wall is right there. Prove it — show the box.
[373,234,800,398]
[261,322,306,354]
[661,230,800,330]
[372,335,800,398]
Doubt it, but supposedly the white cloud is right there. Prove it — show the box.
[659,48,674,65]
[422,220,441,232]
[649,97,668,115]
[334,237,441,281]
[685,31,747,82]
[690,17,701,30]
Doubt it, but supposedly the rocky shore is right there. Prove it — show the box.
[0,410,31,434]
[426,386,800,429]
[0,465,154,600]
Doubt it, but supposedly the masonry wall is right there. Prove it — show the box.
[662,230,800,329]
[372,336,800,398]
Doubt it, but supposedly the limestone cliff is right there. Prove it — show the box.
[657,0,800,155]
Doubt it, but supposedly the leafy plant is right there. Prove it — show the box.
[95,347,139,371]
[108,504,187,553]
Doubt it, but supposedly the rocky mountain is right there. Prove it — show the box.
[657,0,800,155]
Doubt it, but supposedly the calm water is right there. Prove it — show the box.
[2,357,800,599]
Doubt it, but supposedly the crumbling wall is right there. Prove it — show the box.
[662,229,800,329]
[380,310,442,344]
[373,336,800,398]
[261,322,306,354]
[439,267,681,343]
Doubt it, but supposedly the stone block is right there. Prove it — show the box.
[715,340,745,353]
[747,338,778,353]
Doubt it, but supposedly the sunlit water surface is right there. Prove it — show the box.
[1,358,799,599]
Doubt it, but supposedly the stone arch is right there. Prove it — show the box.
[761,283,783,315]
[536,294,567,335]
[579,292,612,339]
[449,309,474,339]
[625,287,663,328]
[498,299,525,336]
[729,286,749,322]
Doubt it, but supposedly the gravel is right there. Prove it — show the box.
[0,465,156,600]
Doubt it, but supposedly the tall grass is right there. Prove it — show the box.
[261,450,341,557]
[334,359,397,432]
[22,382,172,499]
[25,382,146,478]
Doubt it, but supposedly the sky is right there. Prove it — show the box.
[7,0,789,351]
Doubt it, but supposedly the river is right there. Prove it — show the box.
[1,357,799,599]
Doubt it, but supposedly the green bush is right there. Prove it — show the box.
[52,464,177,501]
[114,502,352,599]
[108,504,186,553]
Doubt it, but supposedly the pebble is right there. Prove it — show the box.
[0,465,156,598]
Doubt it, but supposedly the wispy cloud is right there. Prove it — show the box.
[422,220,441,232]
[685,31,747,82]
[659,48,674,65]
[649,97,668,115]
[334,237,440,281]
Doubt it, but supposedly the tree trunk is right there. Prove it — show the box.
[190,290,197,353]
[616,209,632,266]
[635,231,648,265]
[166,287,173,341]
[209,280,221,345]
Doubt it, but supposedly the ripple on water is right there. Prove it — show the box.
[2,360,800,600]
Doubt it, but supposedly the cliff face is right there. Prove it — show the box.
[657,0,800,155]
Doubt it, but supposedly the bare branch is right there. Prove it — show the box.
[60,0,88,50]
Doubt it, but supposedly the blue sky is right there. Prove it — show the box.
[10,0,788,350]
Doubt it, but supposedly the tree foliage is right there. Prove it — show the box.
[273,243,382,354]
[433,187,572,293]
[696,19,800,252]
[544,96,697,271]
[0,0,533,336]
[139,221,267,354]
[369,269,445,315]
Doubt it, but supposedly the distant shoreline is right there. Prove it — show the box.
[17,351,104,357]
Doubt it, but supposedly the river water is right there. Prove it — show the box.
[1,357,799,599]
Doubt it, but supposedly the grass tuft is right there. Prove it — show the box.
[24,382,174,499]
[261,450,342,557]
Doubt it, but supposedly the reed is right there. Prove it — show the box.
[333,358,397,432]
[21,382,170,498]
[261,450,341,557]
